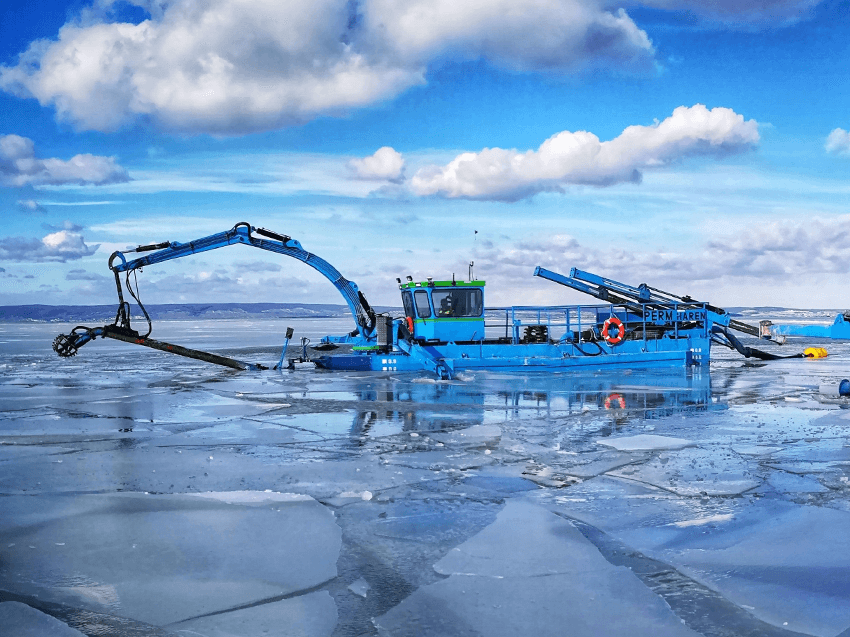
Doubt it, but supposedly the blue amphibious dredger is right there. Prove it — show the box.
[313,267,765,379]
[51,222,791,375]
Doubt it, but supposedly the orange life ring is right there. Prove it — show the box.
[602,316,625,345]
[604,393,626,410]
[405,316,414,333]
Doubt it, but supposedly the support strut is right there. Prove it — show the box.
[102,330,266,370]
[53,325,265,370]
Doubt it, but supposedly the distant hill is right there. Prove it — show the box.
[0,303,400,323]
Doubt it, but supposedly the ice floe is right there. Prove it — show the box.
[597,434,692,451]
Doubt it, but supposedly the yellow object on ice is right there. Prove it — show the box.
[804,347,828,359]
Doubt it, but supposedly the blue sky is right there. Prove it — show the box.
[1,0,849,310]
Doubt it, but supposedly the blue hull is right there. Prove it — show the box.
[314,336,708,374]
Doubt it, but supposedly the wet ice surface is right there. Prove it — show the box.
[2,321,850,636]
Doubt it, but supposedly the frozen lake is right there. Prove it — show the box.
[2,319,850,637]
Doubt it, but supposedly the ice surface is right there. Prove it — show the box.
[186,490,314,504]
[0,491,341,627]
[173,591,337,637]
[429,424,502,446]
[0,601,87,637]
[376,501,700,637]
[665,503,850,636]
[3,321,850,636]
[347,577,371,598]
[767,470,829,493]
[598,434,692,451]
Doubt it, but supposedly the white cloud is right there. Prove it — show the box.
[826,128,850,155]
[0,230,100,262]
[410,105,759,201]
[632,0,822,25]
[362,0,653,73]
[0,0,654,135]
[469,214,850,303]
[0,134,129,187]
[348,147,405,181]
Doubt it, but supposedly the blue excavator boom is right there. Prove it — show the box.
[52,222,376,360]
[106,222,376,339]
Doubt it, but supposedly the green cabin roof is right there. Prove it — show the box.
[399,280,485,289]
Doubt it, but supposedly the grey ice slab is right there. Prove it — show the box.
[0,491,341,627]
[0,601,87,637]
[608,445,761,496]
[375,501,699,637]
[347,578,371,598]
[658,502,850,637]
[0,443,295,495]
[428,424,502,447]
[556,481,850,637]
[172,591,337,637]
[767,470,829,493]
[555,449,651,478]
[597,434,692,451]
[281,457,434,501]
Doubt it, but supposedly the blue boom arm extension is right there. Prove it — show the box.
[531,266,762,335]
[106,222,377,339]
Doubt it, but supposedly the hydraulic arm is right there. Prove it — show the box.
[106,222,376,339]
[53,222,377,360]
[533,266,759,336]
[533,266,803,360]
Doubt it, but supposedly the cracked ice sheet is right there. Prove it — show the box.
[374,500,699,637]
[0,601,87,637]
[657,501,850,637]
[173,591,337,637]
[280,457,434,502]
[0,491,341,629]
[607,446,761,496]
[597,434,692,451]
[545,477,850,637]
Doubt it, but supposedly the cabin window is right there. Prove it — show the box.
[432,289,483,317]
[414,290,432,318]
[402,291,415,318]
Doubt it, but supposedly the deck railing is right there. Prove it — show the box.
[482,302,710,345]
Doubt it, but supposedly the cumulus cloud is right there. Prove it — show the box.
[470,215,850,295]
[410,105,759,201]
[0,0,654,135]
[362,0,653,73]
[826,128,850,155]
[348,147,405,181]
[0,230,100,262]
[0,134,129,187]
[631,0,822,25]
